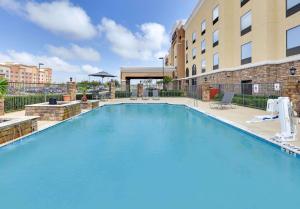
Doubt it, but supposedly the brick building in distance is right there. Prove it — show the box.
[0,63,52,83]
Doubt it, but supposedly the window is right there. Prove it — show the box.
[213,30,219,47]
[241,42,252,65]
[192,48,197,59]
[287,0,300,17]
[287,25,300,56]
[213,53,219,70]
[201,20,206,35]
[186,40,188,50]
[201,59,206,73]
[213,6,219,24]
[186,68,189,77]
[201,40,206,54]
[192,32,196,43]
[241,0,250,7]
[186,53,189,63]
[241,11,252,36]
[192,64,197,75]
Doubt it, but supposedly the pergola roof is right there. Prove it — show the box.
[88,71,116,78]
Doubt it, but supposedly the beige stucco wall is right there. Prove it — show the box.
[184,0,300,78]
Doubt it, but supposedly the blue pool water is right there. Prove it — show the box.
[0,104,300,209]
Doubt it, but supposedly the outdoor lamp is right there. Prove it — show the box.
[289,67,296,76]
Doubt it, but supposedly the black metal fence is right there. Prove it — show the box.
[184,83,283,110]
[8,82,67,95]
[4,82,67,113]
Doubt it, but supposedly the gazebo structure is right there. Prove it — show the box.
[120,67,176,91]
[88,71,116,84]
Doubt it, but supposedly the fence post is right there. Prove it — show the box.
[67,81,77,101]
[202,83,210,102]
[109,80,116,99]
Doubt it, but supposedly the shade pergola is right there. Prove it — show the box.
[88,71,116,83]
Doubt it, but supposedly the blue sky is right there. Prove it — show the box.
[0,0,198,82]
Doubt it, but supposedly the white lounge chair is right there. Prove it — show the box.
[152,89,160,100]
[130,90,138,100]
[142,89,149,100]
[210,92,235,109]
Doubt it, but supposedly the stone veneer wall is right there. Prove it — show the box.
[196,60,300,84]
[80,100,99,110]
[0,118,38,145]
[25,103,81,121]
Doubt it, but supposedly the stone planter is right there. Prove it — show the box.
[0,117,38,145]
[0,98,4,116]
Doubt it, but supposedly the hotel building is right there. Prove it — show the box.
[0,63,52,83]
[170,0,300,86]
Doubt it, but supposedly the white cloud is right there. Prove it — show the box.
[47,44,101,62]
[0,0,21,13]
[81,65,102,74]
[99,17,169,60]
[25,1,97,39]
[0,0,97,40]
[0,50,103,76]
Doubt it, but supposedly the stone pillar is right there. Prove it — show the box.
[0,98,4,116]
[137,83,143,97]
[67,81,77,101]
[202,83,211,102]
[283,75,300,115]
[109,80,116,99]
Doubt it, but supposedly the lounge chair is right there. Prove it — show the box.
[152,89,160,100]
[142,89,149,100]
[130,90,138,100]
[210,92,234,109]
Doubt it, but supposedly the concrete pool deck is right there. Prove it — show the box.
[1,97,300,150]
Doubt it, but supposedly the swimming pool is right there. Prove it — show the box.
[0,104,300,209]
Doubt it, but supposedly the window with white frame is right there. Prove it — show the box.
[213,30,219,47]
[241,42,252,64]
[201,40,206,53]
[213,6,219,24]
[241,11,252,36]
[287,25,300,56]
[201,59,206,73]
[186,53,189,63]
[213,53,219,70]
[192,48,197,59]
[201,20,206,34]
[192,32,197,43]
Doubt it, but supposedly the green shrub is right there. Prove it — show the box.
[116,91,131,98]
[4,94,63,112]
[159,90,184,97]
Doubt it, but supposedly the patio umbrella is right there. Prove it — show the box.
[88,71,116,84]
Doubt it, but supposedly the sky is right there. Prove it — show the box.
[0,0,198,82]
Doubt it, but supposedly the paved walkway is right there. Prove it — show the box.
[2,98,299,147]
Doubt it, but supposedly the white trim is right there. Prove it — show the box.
[184,0,205,29]
[120,66,176,73]
[177,55,300,80]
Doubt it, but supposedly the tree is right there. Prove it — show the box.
[0,78,8,99]
[163,76,173,84]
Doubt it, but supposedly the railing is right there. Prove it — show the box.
[185,83,283,110]
[8,82,67,95]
